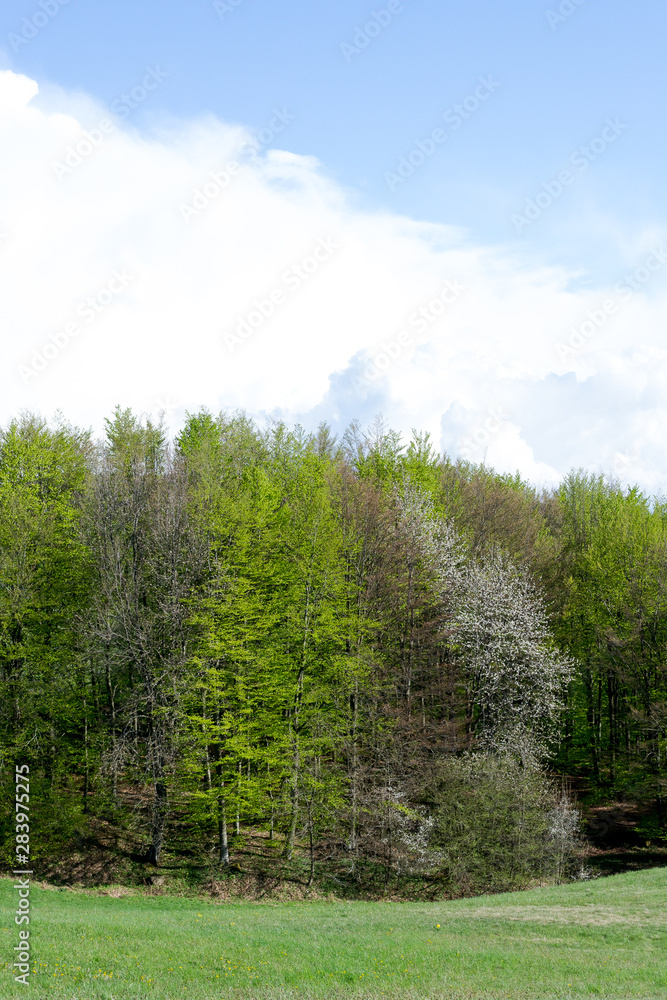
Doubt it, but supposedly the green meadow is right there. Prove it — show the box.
[2,869,666,999]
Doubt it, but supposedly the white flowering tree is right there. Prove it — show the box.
[393,483,464,595]
[453,548,574,746]
[396,485,574,748]
[394,485,582,886]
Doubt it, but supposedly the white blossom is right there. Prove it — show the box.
[452,547,574,741]
[396,485,574,744]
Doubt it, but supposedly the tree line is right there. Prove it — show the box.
[1,408,666,893]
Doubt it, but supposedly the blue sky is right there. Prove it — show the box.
[5,0,666,263]
[1,0,667,488]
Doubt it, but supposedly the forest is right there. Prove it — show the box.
[1,407,666,898]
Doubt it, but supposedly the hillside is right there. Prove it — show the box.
[2,867,666,998]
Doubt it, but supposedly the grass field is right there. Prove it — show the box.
[1,868,666,999]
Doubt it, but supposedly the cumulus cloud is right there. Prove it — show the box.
[2,69,667,491]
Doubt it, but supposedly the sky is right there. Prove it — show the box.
[1,0,667,491]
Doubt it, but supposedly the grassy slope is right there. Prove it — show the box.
[1,868,666,999]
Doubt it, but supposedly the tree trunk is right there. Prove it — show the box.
[284,754,299,860]
[214,708,229,864]
[146,778,168,865]
[218,783,229,865]
[235,761,241,835]
[308,802,315,887]
[349,684,358,850]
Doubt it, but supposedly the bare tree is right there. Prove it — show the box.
[81,411,207,864]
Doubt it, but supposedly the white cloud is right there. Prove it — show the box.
[2,70,667,492]
[0,69,38,111]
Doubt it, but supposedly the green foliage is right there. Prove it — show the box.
[422,752,582,894]
[104,405,166,474]
[554,471,667,805]
[0,414,94,845]
[2,409,667,894]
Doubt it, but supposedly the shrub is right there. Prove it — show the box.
[420,752,584,894]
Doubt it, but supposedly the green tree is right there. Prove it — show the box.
[0,414,93,852]
[81,408,207,863]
